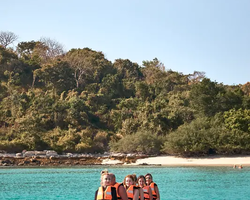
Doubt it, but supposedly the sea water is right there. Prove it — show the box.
[0,166,249,200]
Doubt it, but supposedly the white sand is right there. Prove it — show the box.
[134,155,250,166]
[102,155,250,166]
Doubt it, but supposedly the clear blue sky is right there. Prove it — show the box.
[1,0,250,85]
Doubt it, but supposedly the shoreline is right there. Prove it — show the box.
[102,155,250,167]
[1,152,250,167]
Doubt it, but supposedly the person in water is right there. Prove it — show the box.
[123,174,141,200]
[137,175,153,200]
[95,171,117,200]
[109,173,128,200]
[145,173,160,200]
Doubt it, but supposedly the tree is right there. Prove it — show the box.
[99,74,122,99]
[0,31,18,48]
[33,61,75,94]
[188,71,206,84]
[242,82,250,96]
[65,48,112,89]
[113,59,142,79]
[113,59,142,98]
[16,41,39,60]
[224,108,250,133]
[189,78,224,116]
[162,117,221,156]
[110,129,162,154]
[142,58,166,84]
[39,37,65,59]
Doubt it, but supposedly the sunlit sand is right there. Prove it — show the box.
[102,155,250,167]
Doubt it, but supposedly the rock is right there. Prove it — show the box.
[1,159,12,164]
[18,162,24,166]
[126,153,136,158]
[23,151,36,157]
[139,163,148,165]
[49,156,57,160]
[35,151,46,156]
[30,158,40,164]
[24,160,30,164]
[111,153,126,157]
[67,153,73,157]
[46,150,58,157]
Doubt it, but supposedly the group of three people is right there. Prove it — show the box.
[95,170,160,200]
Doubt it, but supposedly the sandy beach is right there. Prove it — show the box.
[1,152,250,167]
[102,155,250,167]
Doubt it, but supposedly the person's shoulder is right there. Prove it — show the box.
[118,183,125,188]
[152,182,157,186]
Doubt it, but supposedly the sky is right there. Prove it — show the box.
[1,0,250,85]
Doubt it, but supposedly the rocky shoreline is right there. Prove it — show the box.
[0,150,149,167]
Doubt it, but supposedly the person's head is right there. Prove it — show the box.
[101,169,109,175]
[137,175,146,187]
[145,173,153,185]
[109,173,116,185]
[131,174,137,183]
[100,170,111,187]
[123,174,135,188]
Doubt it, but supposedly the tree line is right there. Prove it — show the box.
[0,31,250,156]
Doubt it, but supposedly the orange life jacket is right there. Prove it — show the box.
[97,186,113,200]
[113,182,123,199]
[149,182,158,200]
[142,186,150,200]
[139,185,151,200]
[126,185,135,200]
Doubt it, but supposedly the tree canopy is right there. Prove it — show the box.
[0,31,249,156]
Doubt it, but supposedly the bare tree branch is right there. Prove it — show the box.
[0,31,18,48]
[39,37,65,58]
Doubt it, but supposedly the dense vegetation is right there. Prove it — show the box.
[0,31,250,156]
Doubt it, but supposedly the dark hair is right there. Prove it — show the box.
[109,173,116,182]
[131,174,137,182]
[137,175,146,183]
[145,173,153,180]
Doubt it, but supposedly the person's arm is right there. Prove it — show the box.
[133,189,139,200]
[155,185,160,200]
[148,187,153,200]
[139,188,144,200]
[118,185,128,200]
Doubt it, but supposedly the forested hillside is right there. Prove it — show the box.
[0,31,250,156]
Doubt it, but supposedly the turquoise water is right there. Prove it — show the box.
[0,166,249,200]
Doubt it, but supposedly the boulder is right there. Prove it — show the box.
[35,151,46,156]
[46,150,58,157]
[23,151,36,157]
[15,153,23,158]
